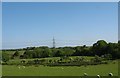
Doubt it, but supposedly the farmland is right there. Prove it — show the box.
[1,40,119,76]
[1,52,118,76]
[2,60,118,76]
[1,51,118,76]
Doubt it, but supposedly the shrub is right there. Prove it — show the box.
[27,61,34,65]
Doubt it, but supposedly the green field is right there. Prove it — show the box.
[2,61,118,76]
[1,50,118,76]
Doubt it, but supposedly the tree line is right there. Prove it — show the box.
[2,40,120,63]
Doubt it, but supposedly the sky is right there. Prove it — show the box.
[0,2,2,50]
[2,2,118,49]
[118,2,120,40]
[2,0,120,2]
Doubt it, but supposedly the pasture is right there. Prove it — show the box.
[1,50,119,76]
[2,61,118,76]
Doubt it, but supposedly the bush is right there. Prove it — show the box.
[27,61,34,65]
[2,53,10,63]
[93,55,102,63]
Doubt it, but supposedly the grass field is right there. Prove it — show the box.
[1,50,118,76]
[2,61,118,76]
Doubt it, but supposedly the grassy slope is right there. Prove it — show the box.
[2,61,118,76]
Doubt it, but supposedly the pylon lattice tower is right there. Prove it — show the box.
[53,37,55,48]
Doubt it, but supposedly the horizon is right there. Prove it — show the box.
[1,39,118,50]
[2,2,118,49]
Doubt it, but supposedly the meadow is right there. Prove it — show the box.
[2,60,118,76]
[1,41,119,77]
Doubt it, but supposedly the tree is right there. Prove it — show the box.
[92,40,108,56]
[2,53,10,63]
[106,43,118,59]
[13,50,19,57]
[104,54,112,60]
[34,48,43,58]
[73,46,82,56]
[23,50,33,58]
[53,49,64,57]
[81,46,90,56]
[42,48,51,58]
[51,48,58,57]
[63,48,75,57]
